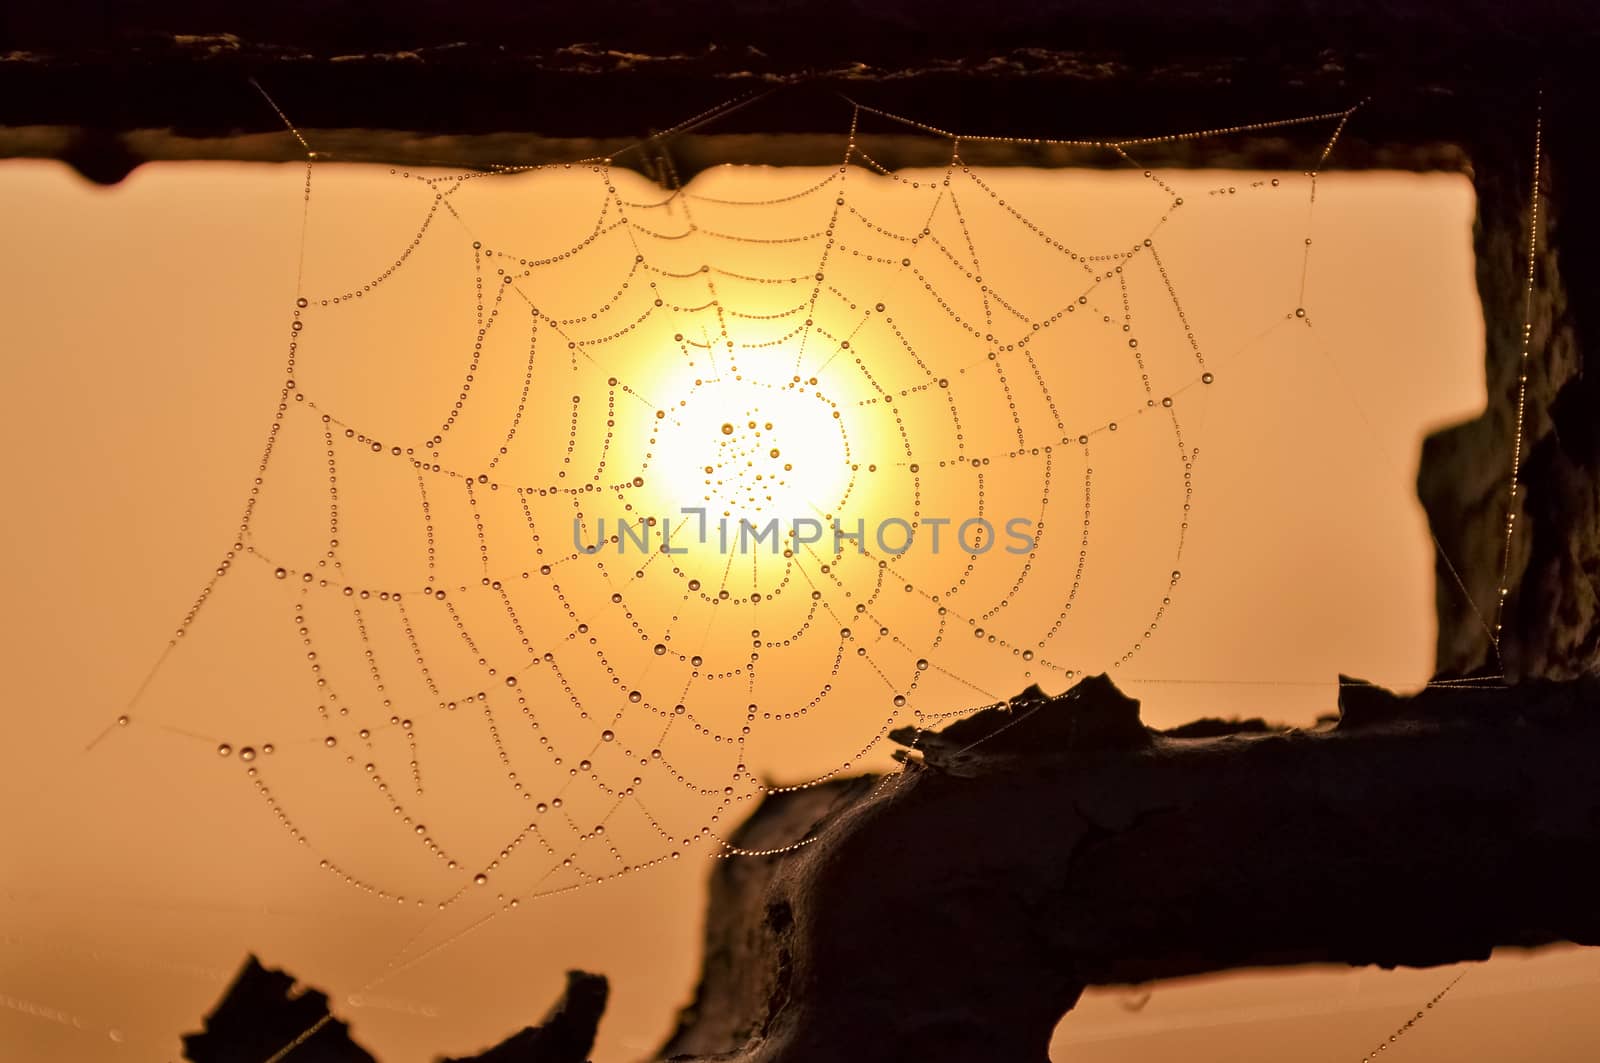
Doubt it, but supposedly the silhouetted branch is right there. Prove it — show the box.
[186,959,606,1063]
[659,674,1600,1062]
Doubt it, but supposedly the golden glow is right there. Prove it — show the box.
[638,367,857,525]
[0,153,1513,1063]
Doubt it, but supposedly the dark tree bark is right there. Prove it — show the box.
[1,2,1595,182]
[186,673,1600,1063]
[186,960,607,1063]
[658,676,1600,1061]
[184,956,377,1063]
[1418,97,1600,682]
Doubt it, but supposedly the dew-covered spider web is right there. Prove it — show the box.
[3,88,1540,1061]
[125,96,1362,898]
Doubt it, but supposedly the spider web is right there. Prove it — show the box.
[40,90,1514,1060]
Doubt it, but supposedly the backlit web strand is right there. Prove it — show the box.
[93,91,1490,1062]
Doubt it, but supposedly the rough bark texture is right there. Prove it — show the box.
[659,676,1600,1061]
[0,3,1591,179]
[1418,105,1600,681]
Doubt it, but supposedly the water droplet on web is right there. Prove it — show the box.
[216,743,232,757]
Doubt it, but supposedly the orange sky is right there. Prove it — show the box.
[1,151,1595,1063]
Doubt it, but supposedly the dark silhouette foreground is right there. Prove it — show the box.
[186,673,1600,1062]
